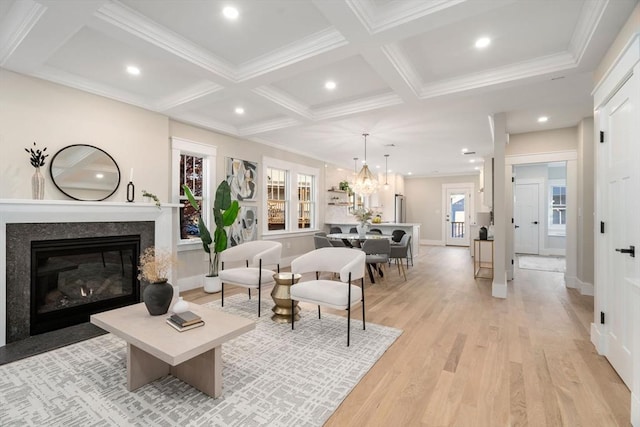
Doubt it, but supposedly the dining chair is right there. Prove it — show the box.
[314,235,333,249]
[391,230,412,266]
[218,240,282,317]
[330,226,343,234]
[289,247,366,346]
[368,228,383,235]
[389,234,411,280]
[361,238,390,283]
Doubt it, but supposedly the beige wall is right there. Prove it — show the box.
[0,69,327,282]
[577,117,595,286]
[0,69,169,201]
[405,174,480,242]
[594,2,640,85]
[507,126,578,156]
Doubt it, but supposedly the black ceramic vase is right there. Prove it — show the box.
[143,280,174,315]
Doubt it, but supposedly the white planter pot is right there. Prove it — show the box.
[204,275,222,293]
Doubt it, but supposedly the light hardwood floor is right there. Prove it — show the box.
[182,245,630,426]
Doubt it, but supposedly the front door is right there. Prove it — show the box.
[599,75,639,388]
[514,182,539,254]
[445,187,470,246]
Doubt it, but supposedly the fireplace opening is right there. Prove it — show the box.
[30,235,141,335]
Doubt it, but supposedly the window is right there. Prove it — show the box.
[171,138,216,246]
[548,180,566,236]
[267,167,287,231]
[297,174,314,229]
[263,157,318,234]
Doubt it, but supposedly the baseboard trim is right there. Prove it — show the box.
[422,239,444,246]
[565,275,578,289]
[177,275,205,292]
[632,392,640,426]
[492,280,507,299]
[576,277,594,296]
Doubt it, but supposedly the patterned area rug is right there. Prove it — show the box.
[0,294,401,426]
[518,255,566,272]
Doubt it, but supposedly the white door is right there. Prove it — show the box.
[445,187,470,246]
[601,76,639,388]
[514,183,539,254]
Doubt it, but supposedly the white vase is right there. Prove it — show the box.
[204,275,222,293]
[172,296,189,314]
[31,167,44,200]
[356,222,368,238]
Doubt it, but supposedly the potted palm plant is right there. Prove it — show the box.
[183,180,240,293]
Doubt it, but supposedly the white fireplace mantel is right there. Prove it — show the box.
[0,199,180,347]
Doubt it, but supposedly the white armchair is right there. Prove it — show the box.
[219,240,282,317]
[289,247,366,346]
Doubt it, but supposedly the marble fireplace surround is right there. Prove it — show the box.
[0,200,178,347]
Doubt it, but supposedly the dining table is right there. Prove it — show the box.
[326,233,392,283]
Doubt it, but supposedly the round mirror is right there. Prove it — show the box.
[50,144,120,201]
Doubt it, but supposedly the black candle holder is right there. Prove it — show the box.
[126,181,135,202]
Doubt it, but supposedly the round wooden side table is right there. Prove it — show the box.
[271,272,302,324]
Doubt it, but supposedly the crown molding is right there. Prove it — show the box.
[32,66,153,110]
[0,0,47,66]
[153,81,224,112]
[95,1,236,81]
[347,0,466,34]
[236,28,347,81]
[568,0,608,64]
[238,117,302,136]
[252,86,313,120]
[420,51,577,99]
[313,92,403,121]
[173,112,239,136]
[380,44,422,98]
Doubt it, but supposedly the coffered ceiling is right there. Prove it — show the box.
[1,0,636,176]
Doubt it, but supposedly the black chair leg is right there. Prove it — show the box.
[291,299,295,330]
[258,284,261,317]
[361,278,366,330]
[221,283,224,307]
[248,288,251,299]
[347,305,351,347]
[318,305,321,319]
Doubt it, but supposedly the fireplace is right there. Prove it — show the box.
[30,235,141,335]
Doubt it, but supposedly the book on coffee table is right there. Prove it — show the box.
[166,318,204,332]
[169,311,202,327]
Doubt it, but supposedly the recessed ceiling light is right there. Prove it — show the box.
[407,172,412,175]
[538,116,549,123]
[223,6,239,20]
[388,169,392,173]
[475,37,491,49]
[376,165,380,169]
[325,81,336,90]
[474,166,480,171]
[235,107,244,115]
[96,173,104,179]
[126,65,140,76]
[469,159,476,163]
[461,148,468,153]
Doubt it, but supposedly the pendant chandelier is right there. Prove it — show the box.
[352,133,379,195]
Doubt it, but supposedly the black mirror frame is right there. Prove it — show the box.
[49,144,121,201]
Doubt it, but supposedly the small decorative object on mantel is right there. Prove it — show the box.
[126,168,135,202]
[141,190,161,208]
[25,141,48,200]
[138,246,177,315]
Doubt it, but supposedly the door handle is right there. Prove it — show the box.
[514,225,520,229]
[532,221,538,225]
[615,245,635,257]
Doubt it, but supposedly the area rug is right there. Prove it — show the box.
[0,294,401,426]
[518,255,566,272]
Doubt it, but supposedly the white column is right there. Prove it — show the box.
[492,113,508,298]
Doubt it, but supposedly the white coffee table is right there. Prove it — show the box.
[91,302,254,398]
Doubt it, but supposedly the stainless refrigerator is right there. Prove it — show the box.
[394,194,405,223]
